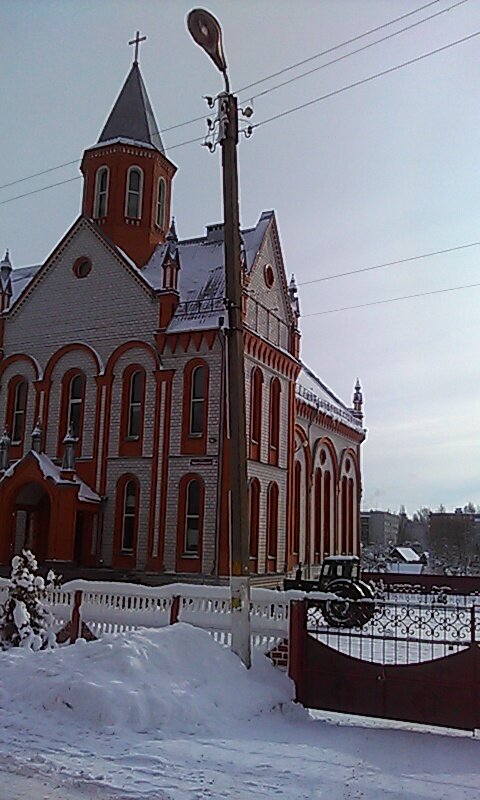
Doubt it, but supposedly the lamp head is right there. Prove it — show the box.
[187,8,228,77]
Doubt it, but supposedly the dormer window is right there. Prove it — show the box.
[125,167,143,219]
[156,177,166,229]
[93,167,109,218]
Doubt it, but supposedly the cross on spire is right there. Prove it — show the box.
[129,30,146,64]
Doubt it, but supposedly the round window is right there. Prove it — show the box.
[73,256,92,279]
[264,264,275,288]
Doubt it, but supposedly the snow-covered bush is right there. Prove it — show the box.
[0,550,61,651]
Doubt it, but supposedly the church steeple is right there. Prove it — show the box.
[80,36,177,267]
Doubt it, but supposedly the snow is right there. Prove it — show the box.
[0,623,479,799]
[1,451,101,504]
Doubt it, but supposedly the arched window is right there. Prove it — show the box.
[184,479,201,555]
[268,378,281,465]
[182,360,209,454]
[314,467,322,561]
[249,478,260,571]
[323,470,332,555]
[156,177,166,228]
[341,475,348,555]
[125,167,143,219]
[266,482,279,571]
[93,166,109,218]
[11,379,28,445]
[67,374,85,438]
[250,367,263,460]
[122,480,138,552]
[293,460,301,554]
[127,370,143,439]
[190,365,206,436]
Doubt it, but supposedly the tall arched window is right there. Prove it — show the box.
[93,166,109,218]
[314,467,322,561]
[293,460,301,554]
[250,367,263,461]
[119,365,146,457]
[68,374,85,438]
[125,166,143,219]
[11,379,28,445]
[323,470,332,555]
[122,480,138,552]
[176,474,204,572]
[266,482,279,571]
[156,177,166,228]
[127,370,143,439]
[184,479,202,555]
[268,378,281,466]
[182,360,209,454]
[341,475,348,555]
[249,478,260,572]
[190,365,206,436]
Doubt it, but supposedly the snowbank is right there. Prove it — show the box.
[0,623,297,735]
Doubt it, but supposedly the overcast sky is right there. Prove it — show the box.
[1,0,479,516]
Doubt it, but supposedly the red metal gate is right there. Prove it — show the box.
[289,599,480,731]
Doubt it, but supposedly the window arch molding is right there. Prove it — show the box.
[113,474,140,566]
[6,375,28,455]
[176,473,205,573]
[125,165,144,219]
[93,166,109,219]
[156,177,167,229]
[57,369,86,457]
[119,364,146,457]
[181,359,209,455]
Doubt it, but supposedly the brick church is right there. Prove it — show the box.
[0,52,365,583]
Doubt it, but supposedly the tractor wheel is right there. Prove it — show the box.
[322,580,364,627]
[353,581,375,627]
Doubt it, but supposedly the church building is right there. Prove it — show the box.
[0,51,365,584]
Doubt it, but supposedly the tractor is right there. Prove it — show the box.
[284,555,375,627]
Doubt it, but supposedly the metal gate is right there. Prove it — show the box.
[289,598,480,731]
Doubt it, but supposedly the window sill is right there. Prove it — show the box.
[181,552,199,559]
[125,436,140,442]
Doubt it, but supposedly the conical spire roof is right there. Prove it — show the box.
[98,63,164,153]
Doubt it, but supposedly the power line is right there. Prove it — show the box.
[0,133,205,207]
[235,0,444,94]
[249,0,468,103]
[302,281,480,316]
[254,28,480,131]
[297,240,480,286]
[0,0,453,193]
[2,22,478,208]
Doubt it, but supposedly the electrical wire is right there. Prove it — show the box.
[302,281,480,316]
[253,28,480,131]
[297,241,480,285]
[0,0,458,193]
[247,0,468,103]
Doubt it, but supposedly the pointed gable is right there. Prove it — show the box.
[98,63,164,153]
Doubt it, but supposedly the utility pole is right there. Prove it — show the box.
[187,8,251,668]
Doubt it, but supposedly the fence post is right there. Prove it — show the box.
[471,604,476,645]
[288,599,307,703]
[170,595,181,625]
[70,589,83,644]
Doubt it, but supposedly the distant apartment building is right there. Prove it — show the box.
[361,510,400,546]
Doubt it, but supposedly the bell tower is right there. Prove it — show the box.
[80,33,177,267]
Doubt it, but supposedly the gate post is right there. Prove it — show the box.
[288,599,307,703]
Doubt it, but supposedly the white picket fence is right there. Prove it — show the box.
[0,580,300,651]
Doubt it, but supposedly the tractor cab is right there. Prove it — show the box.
[319,556,360,588]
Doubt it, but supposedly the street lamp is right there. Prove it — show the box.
[187,8,251,668]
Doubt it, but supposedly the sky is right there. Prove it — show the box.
[1,0,480,517]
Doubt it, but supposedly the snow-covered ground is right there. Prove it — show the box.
[0,624,479,799]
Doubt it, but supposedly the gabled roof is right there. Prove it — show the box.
[142,211,274,333]
[1,451,101,504]
[10,265,41,304]
[97,63,164,153]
